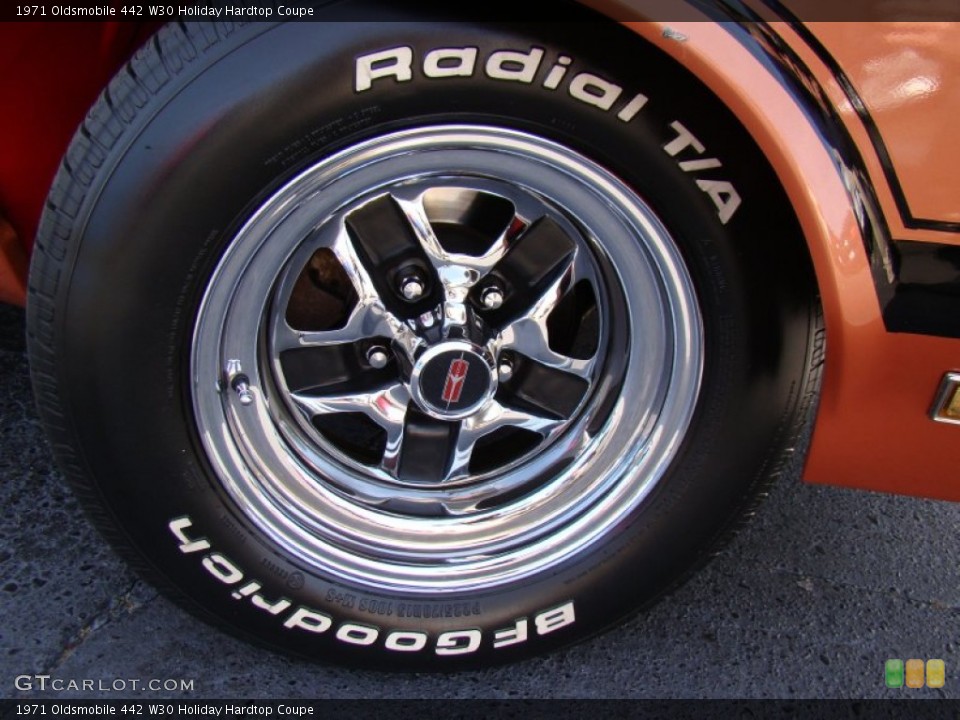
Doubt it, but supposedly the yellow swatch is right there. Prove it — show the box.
[926,659,945,689]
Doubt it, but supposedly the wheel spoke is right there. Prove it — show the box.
[396,411,459,483]
[391,187,543,294]
[470,216,584,327]
[448,193,541,283]
[391,195,453,270]
[278,342,388,394]
[392,194,486,303]
[499,353,592,421]
[500,318,595,380]
[292,382,409,423]
[275,226,425,360]
[497,250,597,380]
[380,412,405,475]
[446,400,562,481]
[291,383,410,473]
[329,225,384,312]
[343,195,443,318]
[274,302,388,352]
[533,247,596,320]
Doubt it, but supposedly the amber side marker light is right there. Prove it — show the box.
[930,373,960,425]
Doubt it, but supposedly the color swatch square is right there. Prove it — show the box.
[927,659,945,689]
[906,658,925,688]
[885,659,904,688]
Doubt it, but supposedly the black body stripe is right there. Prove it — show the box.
[687,0,960,338]
[761,0,960,234]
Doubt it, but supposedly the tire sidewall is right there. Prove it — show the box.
[55,17,812,668]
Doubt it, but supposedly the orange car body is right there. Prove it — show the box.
[2,10,958,499]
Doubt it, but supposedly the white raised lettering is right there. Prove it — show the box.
[542,55,572,90]
[485,47,544,84]
[336,623,379,646]
[436,629,482,655]
[250,592,292,616]
[679,158,723,172]
[696,179,742,224]
[385,631,428,652]
[493,619,528,648]
[230,581,261,600]
[423,47,478,78]
[283,607,332,633]
[663,120,706,156]
[355,46,413,92]
[201,553,243,585]
[534,601,576,635]
[617,92,649,122]
[168,516,211,554]
[569,72,623,111]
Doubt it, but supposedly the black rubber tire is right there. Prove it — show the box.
[27,13,821,670]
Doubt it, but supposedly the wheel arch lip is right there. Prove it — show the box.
[579,1,960,499]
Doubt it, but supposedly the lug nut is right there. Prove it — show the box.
[498,358,514,382]
[419,310,436,328]
[400,275,425,301]
[367,346,390,369]
[481,285,504,310]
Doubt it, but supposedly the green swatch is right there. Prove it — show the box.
[885,659,904,688]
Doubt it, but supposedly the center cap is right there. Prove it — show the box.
[409,341,497,420]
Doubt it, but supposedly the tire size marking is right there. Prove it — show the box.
[354,45,742,225]
[169,516,575,654]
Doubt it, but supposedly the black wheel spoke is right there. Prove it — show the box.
[397,409,459,483]
[278,341,396,394]
[470,216,577,327]
[498,355,590,420]
[345,195,443,318]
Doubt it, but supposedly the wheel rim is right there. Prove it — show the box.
[191,125,703,593]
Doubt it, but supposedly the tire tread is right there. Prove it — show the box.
[26,21,247,595]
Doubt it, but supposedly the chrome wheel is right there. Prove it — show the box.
[192,125,703,592]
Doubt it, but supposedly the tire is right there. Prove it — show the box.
[27,14,820,669]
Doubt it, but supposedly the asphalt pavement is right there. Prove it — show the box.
[2,301,959,700]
